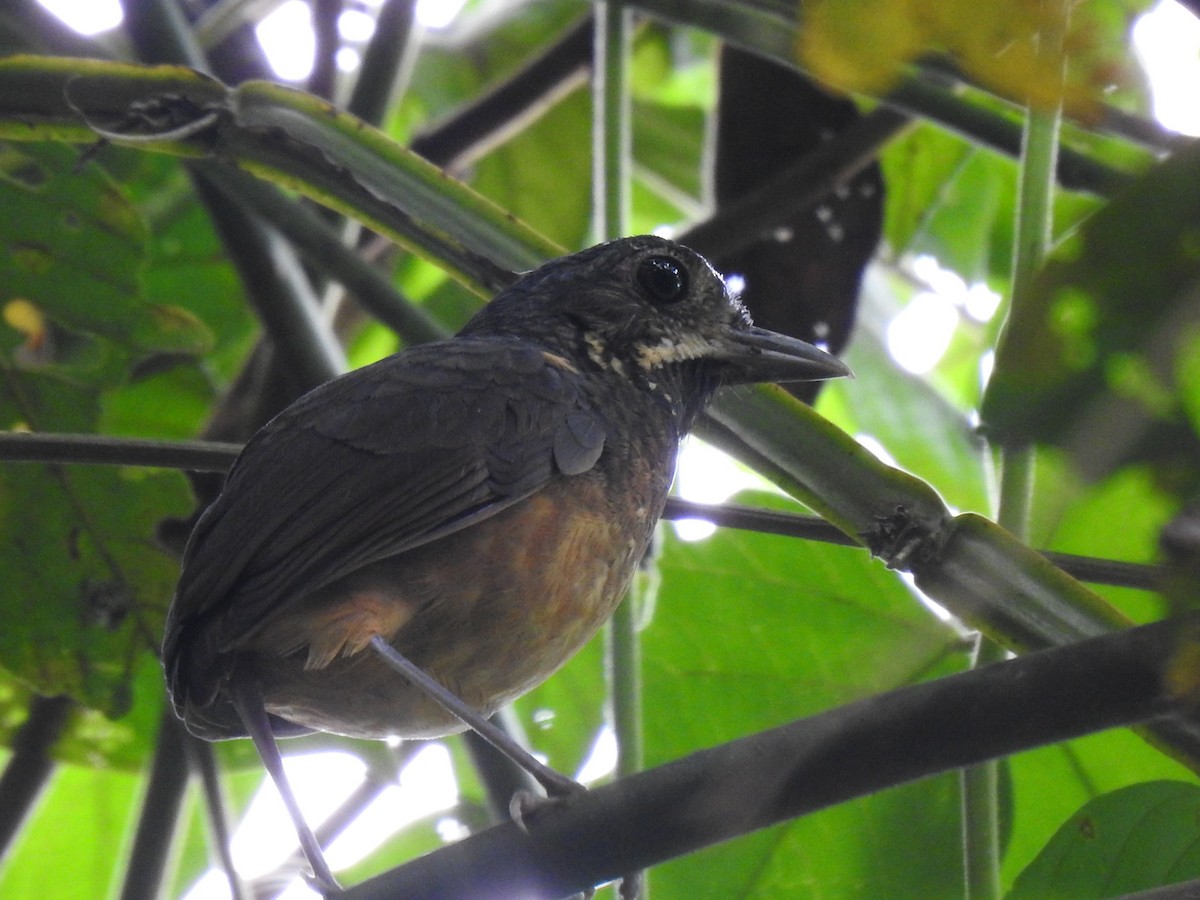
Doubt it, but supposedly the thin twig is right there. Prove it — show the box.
[662,498,1163,591]
[252,741,435,899]
[0,432,242,471]
[0,433,1164,590]
[463,711,542,822]
[308,0,341,101]
[192,173,348,388]
[186,737,248,900]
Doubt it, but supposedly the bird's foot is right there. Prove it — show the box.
[619,870,644,900]
[508,775,587,833]
[301,868,343,896]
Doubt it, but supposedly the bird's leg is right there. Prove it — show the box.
[228,674,341,895]
[368,636,582,799]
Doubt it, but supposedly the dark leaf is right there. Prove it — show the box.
[981,141,1200,489]
[708,47,882,401]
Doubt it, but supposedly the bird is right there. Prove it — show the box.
[161,234,849,889]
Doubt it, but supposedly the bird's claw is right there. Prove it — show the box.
[301,869,343,896]
[508,778,586,833]
[619,870,644,900]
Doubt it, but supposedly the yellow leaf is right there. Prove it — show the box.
[799,0,927,94]
[799,0,1121,118]
[4,298,45,341]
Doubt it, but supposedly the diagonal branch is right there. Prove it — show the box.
[343,614,1187,898]
[0,694,73,863]
[119,711,191,900]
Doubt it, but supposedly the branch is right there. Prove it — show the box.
[0,434,1163,590]
[661,498,1162,591]
[0,432,241,471]
[0,694,73,862]
[344,615,1186,898]
[119,712,191,900]
[0,57,558,291]
[410,15,594,172]
[186,737,247,900]
[197,163,448,346]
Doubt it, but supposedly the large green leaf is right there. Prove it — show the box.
[1003,735,1199,893]
[637,492,967,894]
[650,775,965,899]
[1034,458,1174,624]
[883,127,1012,283]
[0,142,199,719]
[472,89,593,251]
[1009,780,1200,898]
[0,452,189,716]
[515,628,607,778]
[881,121,1102,289]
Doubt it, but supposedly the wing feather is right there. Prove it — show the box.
[163,337,607,700]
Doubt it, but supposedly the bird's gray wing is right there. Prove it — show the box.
[163,338,605,693]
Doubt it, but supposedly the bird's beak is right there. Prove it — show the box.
[714,325,852,385]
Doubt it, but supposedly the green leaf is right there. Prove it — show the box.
[0,142,216,724]
[472,89,593,251]
[982,141,1200,484]
[653,775,965,898]
[126,155,256,381]
[1003,732,1200,893]
[881,123,1101,289]
[0,141,211,359]
[1035,459,1173,624]
[515,632,607,778]
[882,122,977,259]
[0,757,142,898]
[895,137,1013,284]
[640,492,968,893]
[632,101,706,203]
[645,495,965,747]
[819,323,991,516]
[1009,781,1200,897]
[0,457,190,715]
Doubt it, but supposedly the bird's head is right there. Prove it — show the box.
[461,235,850,414]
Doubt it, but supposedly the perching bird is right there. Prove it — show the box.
[162,234,849,887]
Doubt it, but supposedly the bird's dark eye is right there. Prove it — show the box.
[636,255,689,305]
